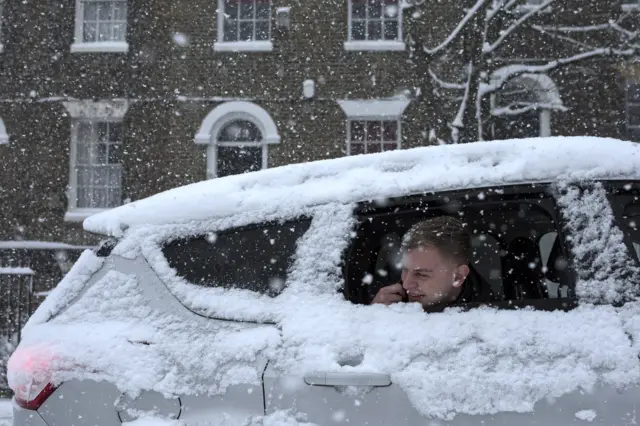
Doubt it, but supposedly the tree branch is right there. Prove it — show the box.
[424,0,486,55]
[484,0,553,53]
[428,68,466,90]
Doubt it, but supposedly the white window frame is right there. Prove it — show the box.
[214,0,273,52]
[622,0,640,11]
[71,0,129,53]
[344,0,405,52]
[62,100,130,222]
[0,117,8,144]
[346,118,402,155]
[194,101,280,178]
[0,0,5,53]
[337,99,411,155]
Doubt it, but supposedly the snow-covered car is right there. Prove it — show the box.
[7,136,640,426]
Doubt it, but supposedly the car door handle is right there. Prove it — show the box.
[304,372,391,387]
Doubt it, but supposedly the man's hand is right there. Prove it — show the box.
[371,283,407,305]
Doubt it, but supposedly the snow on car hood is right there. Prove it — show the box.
[83,136,640,237]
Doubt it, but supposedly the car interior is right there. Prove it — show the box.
[343,188,574,309]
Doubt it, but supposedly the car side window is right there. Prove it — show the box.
[162,218,312,297]
[345,185,572,306]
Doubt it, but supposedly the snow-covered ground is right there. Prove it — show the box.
[0,399,11,426]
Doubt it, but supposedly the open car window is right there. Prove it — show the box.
[344,184,573,308]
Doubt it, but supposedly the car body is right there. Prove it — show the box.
[7,136,640,425]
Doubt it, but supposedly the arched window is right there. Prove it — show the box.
[490,71,566,140]
[194,101,280,179]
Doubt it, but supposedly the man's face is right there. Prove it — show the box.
[400,245,469,307]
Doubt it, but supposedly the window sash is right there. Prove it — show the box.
[220,0,271,42]
[72,120,123,209]
[347,119,401,155]
[79,0,127,43]
[348,0,401,42]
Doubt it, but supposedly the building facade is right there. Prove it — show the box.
[0,0,638,389]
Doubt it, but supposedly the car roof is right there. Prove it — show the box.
[83,136,640,237]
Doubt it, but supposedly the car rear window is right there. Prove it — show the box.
[162,218,312,297]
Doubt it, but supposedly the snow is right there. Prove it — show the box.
[575,409,597,422]
[0,240,93,250]
[84,137,640,238]
[10,136,640,422]
[0,267,34,275]
[0,399,11,425]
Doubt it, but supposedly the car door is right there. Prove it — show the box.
[263,184,640,425]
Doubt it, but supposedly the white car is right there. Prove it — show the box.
[7,136,640,426]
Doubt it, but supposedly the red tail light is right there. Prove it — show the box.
[7,347,58,410]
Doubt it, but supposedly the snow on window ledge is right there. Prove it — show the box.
[70,41,129,53]
[344,40,406,52]
[64,208,112,223]
[213,41,273,52]
[622,3,640,11]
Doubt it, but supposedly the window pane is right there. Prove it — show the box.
[383,0,399,18]
[97,2,113,20]
[367,121,382,141]
[350,142,365,156]
[93,188,108,208]
[83,23,97,42]
[628,105,640,126]
[367,142,381,153]
[77,166,91,187]
[255,21,269,40]
[350,120,365,141]
[383,20,398,40]
[218,120,262,142]
[109,122,122,142]
[77,122,93,142]
[83,2,98,20]
[112,23,126,41]
[107,188,121,208]
[162,218,311,297]
[224,0,239,18]
[98,22,112,41]
[382,142,397,151]
[96,143,108,164]
[77,188,90,208]
[114,2,127,20]
[256,0,269,19]
[108,144,121,164]
[367,20,382,40]
[240,0,254,19]
[351,21,366,40]
[217,146,262,177]
[76,143,91,165]
[383,121,398,141]
[368,0,382,18]
[97,122,108,141]
[108,166,122,187]
[628,127,640,141]
[92,166,109,186]
[239,21,254,40]
[224,20,238,41]
[352,0,366,18]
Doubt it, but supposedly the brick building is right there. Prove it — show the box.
[0,0,637,383]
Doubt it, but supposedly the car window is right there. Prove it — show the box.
[162,218,312,297]
[606,183,640,264]
[346,185,571,305]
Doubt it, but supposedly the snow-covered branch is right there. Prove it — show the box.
[423,0,486,55]
[484,0,553,53]
[492,102,568,116]
[451,62,474,143]
[428,68,466,90]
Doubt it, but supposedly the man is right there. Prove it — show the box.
[371,216,492,310]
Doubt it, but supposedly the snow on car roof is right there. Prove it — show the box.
[83,136,640,237]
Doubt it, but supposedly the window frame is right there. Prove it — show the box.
[344,183,577,311]
[207,117,269,178]
[345,0,405,51]
[214,0,274,52]
[346,118,401,155]
[625,82,640,142]
[622,0,640,12]
[62,100,129,222]
[71,0,129,53]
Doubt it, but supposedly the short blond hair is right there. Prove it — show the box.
[401,216,471,264]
